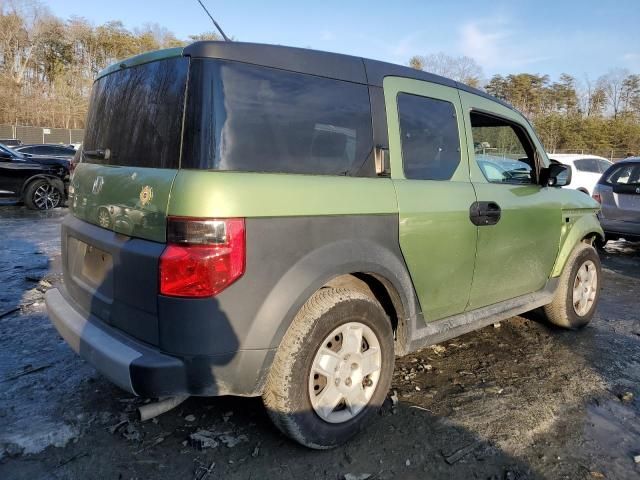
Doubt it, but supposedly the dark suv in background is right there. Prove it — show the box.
[14,144,76,160]
[0,143,70,209]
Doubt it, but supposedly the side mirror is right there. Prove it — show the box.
[542,163,571,187]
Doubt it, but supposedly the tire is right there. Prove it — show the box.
[262,288,394,449]
[543,243,601,329]
[24,179,62,210]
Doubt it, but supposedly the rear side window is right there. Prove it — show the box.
[83,57,188,169]
[397,93,460,180]
[183,59,374,176]
[574,158,611,173]
[605,163,640,185]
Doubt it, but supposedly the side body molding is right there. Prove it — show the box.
[235,215,423,353]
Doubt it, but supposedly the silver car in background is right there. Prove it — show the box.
[593,157,640,243]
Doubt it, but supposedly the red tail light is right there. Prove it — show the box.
[592,193,602,203]
[160,217,245,298]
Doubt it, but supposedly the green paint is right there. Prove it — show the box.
[384,77,478,321]
[69,163,178,243]
[167,170,397,218]
[458,90,562,308]
[96,47,184,80]
[552,212,603,277]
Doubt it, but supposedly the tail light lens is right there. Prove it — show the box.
[592,193,602,203]
[160,217,245,298]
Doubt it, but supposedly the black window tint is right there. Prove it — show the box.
[470,112,536,185]
[607,164,640,185]
[397,93,460,180]
[183,59,374,176]
[596,159,612,173]
[83,57,188,168]
[574,159,599,173]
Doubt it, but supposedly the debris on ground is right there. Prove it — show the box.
[442,442,481,465]
[634,454,640,464]
[108,419,128,435]
[2,364,51,382]
[430,345,446,355]
[620,392,634,403]
[193,460,215,480]
[189,430,219,450]
[343,474,371,480]
[218,433,248,448]
[493,323,501,328]
[390,390,398,406]
[251,445,260,457]
[184,414,196,422]
[121,423,142,442]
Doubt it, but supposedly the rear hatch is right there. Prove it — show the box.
[64,50,188,345]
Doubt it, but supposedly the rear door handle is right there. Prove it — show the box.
[470,201,502,226]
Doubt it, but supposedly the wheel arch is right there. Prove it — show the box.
[248,238,421,380]
[551,213,604,278]
[20,174,65,199]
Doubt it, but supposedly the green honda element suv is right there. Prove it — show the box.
[45,41,604,449]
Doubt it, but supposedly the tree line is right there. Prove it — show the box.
[0,0,219,130]
[410,54,640,158]
[1,1,638,158]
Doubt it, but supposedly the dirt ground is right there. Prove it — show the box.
[0,205,639,480]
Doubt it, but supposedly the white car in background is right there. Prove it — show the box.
[546,154,612,195]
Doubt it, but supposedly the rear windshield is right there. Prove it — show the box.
[82,57,188,168]
[182,59,374,176]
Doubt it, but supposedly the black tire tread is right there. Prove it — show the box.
[262,288,390,449]
[543,243,600,329]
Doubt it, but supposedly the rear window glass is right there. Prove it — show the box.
[182,59,374,176]
[82,57,188,168]
[397,93,460,180]
[606,163,640,185]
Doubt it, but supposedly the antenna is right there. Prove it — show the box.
[195,0,231,42]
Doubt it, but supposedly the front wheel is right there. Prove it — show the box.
[262,288,394,449]
[543,243,601,329]
[24,179,62,210]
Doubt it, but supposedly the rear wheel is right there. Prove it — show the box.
[262,288,394,449]
[24,179,62,210]
[543,243,601,329]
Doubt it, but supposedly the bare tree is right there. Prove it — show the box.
[597,68,630,119]
[408,52,483,88]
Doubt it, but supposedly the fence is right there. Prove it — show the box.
[546,148,633,162]
[0,124,84,145]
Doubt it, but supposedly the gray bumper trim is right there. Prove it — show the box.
[45,288,141,394]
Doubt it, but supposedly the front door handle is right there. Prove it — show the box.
[470,201,502,226]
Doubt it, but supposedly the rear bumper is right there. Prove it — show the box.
[45,287,273,397]
[599,218,640,239]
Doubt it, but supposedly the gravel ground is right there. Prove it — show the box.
[0,206,639,480]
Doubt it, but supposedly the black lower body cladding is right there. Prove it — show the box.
[56,213,419,397]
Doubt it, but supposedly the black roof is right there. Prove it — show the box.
[616,157,640,164]
[183,41,514,111]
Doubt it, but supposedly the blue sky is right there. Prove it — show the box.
[48,0,640,80]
